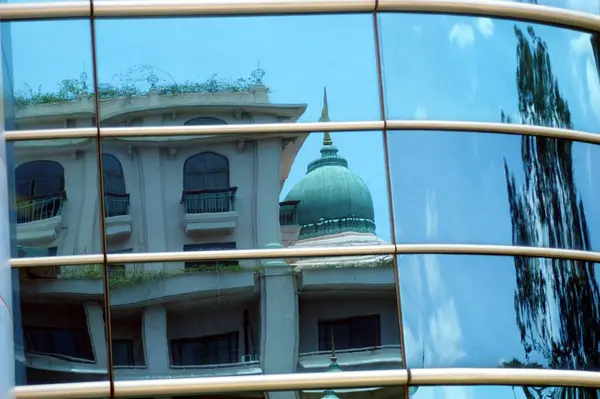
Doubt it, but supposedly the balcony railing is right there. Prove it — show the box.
[105,193,130,218]
[279,200,300,225]
[16,192,66,224]
[181,187,237,214]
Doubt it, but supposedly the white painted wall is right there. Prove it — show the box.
[10,95,400,383]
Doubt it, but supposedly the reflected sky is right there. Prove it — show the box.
[412,385,599,399]
[379,14,600,133]
[388,130,600,250]
[399,253,600,371]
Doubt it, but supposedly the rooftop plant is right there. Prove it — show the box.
[15,65,268,107]
[53,256,393,289]
[59,263,246,289]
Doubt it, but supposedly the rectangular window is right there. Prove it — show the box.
[318,315,381,351]
[112,339,135,367]
[171,331,239,366]
[111,309,145,368]
[183,242,237,269]
[24,327,94,360]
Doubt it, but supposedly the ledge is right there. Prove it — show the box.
[105,214,133,241]
[184,211,238,237]
[280,225,301,246]
[16,215,62,245]
[297,267,396,291]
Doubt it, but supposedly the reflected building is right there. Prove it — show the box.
[11,75,401,394]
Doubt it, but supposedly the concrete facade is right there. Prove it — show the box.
[7,84,401,399]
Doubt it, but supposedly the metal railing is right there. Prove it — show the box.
[104,193,130,218]
[181,187,237,214]
[279,201,300,226]
[16,192,66,224]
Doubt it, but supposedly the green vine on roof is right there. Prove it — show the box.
[60,263,246,289]
[15,65,269,107]
[54,257,393,289]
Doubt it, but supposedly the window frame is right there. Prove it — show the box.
[317,314,381,352]
[170,331,240,367]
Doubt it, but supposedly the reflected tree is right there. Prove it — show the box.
[501,23,600,399]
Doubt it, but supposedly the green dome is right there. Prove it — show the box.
[284,133,376,240]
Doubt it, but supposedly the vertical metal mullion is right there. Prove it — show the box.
[371,4,411,397]
[87,2,115,397]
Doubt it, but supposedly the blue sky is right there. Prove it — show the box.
[5,6,600,398]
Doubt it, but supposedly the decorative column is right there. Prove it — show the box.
[144,306,170,375]
[255,138,282,247]
[76,151,101,254]
[260,243,299,399]
[139,148,166,271]
[84,301,108,371]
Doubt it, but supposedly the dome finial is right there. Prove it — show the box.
[319,87,333,147]
[319,87,330,123]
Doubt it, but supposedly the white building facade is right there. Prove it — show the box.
[10,79,402,398]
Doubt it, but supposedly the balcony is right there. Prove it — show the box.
[181,187,238,237]
[104,193,132,241]
[279,200,301,246]
[16,192,65,245]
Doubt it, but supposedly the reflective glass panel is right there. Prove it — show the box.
[113,386,407,399]
[398,254,600,371]
[6,20,95,131]
[410,385,599,399]
[388,130,600,250]
[100,131,391,254]
[94,15,380,126]
[108,255,402,380]
[379,14,600,134]
[12,264,108,385]
[10,138,104,256]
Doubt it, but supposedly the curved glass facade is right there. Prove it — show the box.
[0,1,599,398]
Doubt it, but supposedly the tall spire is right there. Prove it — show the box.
[319,87,333,146]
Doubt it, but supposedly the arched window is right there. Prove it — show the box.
[15,161,65,223]
[102,154,129,218]
[184,152,229,191]
[16,161,64,199]
[102,154,126,194]
[184,117,227,126]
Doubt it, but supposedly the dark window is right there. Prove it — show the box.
[183,243,237,269]
[102,154,126,194]
[318,315,381,351]
[103,154,129,217]
[15,161,65,199]
[24,327,94,360]
[15,161,66,223]
[171,331,239,366]
[184,152,229,191]
[112,339,135,367]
